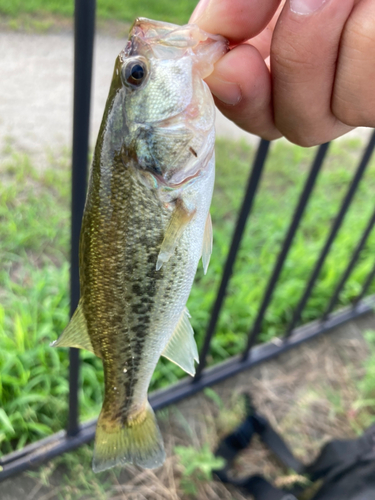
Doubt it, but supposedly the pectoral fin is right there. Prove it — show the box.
[156,199,195,271]
[201,213,213,275]
[50,301,100,357]
[162,308,199,376]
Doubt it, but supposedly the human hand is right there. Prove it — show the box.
[190,0,375,146]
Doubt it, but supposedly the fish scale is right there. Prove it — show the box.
[52,17,228,471]
[82,160,192,422]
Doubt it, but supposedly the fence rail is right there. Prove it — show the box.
[1,0,375,481]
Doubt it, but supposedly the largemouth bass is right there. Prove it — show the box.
[52,18,228,472]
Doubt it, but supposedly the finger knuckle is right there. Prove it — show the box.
[285,134,319,148]
[333,8,375,128]
[272,40,317,80]
[346,14,375,55]
[333,99,375,128]
[276,125,321,147]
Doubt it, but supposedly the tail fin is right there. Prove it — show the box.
[92,401,165,472]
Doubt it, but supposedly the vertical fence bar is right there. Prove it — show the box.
[194,139,270,380]
[68,0,96,437]
[284,130,375,338]
[243,143,329,358]
[323,205,375,319]
[353,261,375,306]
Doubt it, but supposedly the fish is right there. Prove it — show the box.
[52,18,228,472]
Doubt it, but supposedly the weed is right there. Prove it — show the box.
[353,330,375,429]
[174,443,225,497]
[204,388,224,410]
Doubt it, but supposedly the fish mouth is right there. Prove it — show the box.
[130,17,179,36]
[126,17,228,71]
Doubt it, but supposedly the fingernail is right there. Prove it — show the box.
[190,0,211,23]
[290,0,327,15]
[205,74,242,106]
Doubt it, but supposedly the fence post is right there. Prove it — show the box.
[243,143,329,357]
[68,0,96,437]
[284,130,375,339]
[194,139,270,380]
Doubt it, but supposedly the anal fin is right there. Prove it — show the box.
[162,308,199,376]
[156,199,195,271]
[201,212,213,275]
[50,300,99,357]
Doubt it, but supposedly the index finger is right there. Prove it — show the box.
[190,0,282,44]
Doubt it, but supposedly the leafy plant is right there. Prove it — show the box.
[175,443,225,497]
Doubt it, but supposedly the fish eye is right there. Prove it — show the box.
[122,59,148,89]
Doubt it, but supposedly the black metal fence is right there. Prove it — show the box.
[1,0,375,481]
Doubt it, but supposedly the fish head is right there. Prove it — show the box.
[119,18,228,187]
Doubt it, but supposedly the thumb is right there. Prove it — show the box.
[270,0,355,145]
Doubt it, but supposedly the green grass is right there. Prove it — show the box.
[186,138,375,369]
[1,136,375,454]
[174,443,225,497]
[0,0,197,25]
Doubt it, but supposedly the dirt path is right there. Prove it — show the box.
[0,30,259,168]
[1,30,372,169]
